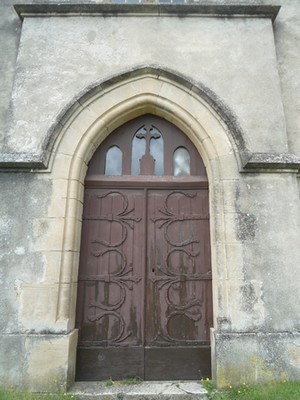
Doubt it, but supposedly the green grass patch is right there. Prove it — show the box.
[119,376,143,385]
[104,376,143,386]
[1,380,299,400]
[0,389,78,400]
[203,380,300,400]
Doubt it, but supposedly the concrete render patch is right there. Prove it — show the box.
[69,381,208,399]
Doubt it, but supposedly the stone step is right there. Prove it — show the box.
[68,381,208,400]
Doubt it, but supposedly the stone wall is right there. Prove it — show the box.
[0,0,299,392]
[1,0,300,158]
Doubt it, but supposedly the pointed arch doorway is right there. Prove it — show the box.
[75,114,213,381]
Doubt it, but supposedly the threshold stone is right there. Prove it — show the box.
[68,381,208,400]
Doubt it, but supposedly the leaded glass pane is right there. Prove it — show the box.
[173,147,190,176]
[131,125,164,176]
[150,130,164,176]
[105,146,122,176]
[132,132,146,176]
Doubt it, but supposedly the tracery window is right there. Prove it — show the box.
[87,114,207,180]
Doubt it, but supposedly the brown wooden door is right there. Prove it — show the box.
[75,115,212,381]
[145,189,212,380]
[76,188,146,380]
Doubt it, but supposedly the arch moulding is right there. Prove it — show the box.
[49,67,242,385]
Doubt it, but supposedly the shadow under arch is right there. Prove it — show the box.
[51,66,244,385]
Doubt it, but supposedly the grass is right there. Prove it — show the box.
[105,376,143,386]
[202,379,300,400]
[0,389,78,400]
[1,380,300,399]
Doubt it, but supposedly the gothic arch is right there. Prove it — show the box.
[49,67,248,172]
[49,67,242,382]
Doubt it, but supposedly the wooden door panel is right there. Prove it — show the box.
[146,189,212,349]
[144,189,212,379]
[77,347,145,381]
[76,188,145,380]
[145,346,211,380]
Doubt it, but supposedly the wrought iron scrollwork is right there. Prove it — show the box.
[88,311,130,344]
[87,190,142,345]
[150,190,209,344]
[86,191,142,247]
[151,191,207,247]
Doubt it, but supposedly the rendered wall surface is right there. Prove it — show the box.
[0,0,300,392]
[2,8,287,162]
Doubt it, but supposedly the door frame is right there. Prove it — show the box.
[49,67,242,387]
[75,177,212,380]
[77,109,213,379]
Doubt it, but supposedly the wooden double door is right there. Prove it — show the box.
[75,114,212,381]
[76,186,212,380]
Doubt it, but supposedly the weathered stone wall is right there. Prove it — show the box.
[1,6,288,164]
[1,0,300,157]
[274,0,300,158]
[0,0,300,392]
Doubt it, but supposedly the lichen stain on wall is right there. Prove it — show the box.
[217,354,289,388]
[287,343,300,369]
[25,337,69,392]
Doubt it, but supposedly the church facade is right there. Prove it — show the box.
[0,0,300,392]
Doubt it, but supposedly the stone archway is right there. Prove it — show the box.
[75,113,213,381]
[47,67,241,387]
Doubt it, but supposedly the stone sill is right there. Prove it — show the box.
[242,152,300,172]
